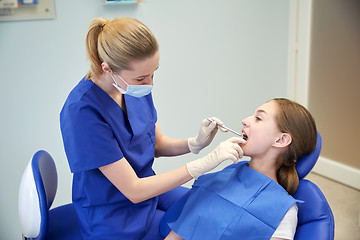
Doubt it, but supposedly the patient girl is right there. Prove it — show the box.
[161,98,317,240]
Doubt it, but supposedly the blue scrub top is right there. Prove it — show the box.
[60,77,158,239]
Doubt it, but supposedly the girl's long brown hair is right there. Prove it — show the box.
[272,98,317,195]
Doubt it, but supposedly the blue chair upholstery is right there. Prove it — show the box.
[18,150,82,240]
[293,132,335,240]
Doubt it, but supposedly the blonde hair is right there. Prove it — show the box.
[272,98,317,195]
[85,17,159,79]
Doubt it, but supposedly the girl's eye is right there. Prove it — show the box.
[255,116,262,121]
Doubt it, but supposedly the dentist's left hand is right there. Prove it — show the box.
[186,137,245,179]
[188,117,224,154]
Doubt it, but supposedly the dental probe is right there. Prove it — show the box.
[207,118,243,137]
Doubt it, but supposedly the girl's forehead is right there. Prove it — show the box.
[255,101,278,116]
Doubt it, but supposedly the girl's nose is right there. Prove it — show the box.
[242,116,250,127]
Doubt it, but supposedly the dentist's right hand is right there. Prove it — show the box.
[188,117,224,154]
[186,137,246,179]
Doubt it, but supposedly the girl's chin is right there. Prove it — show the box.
[239,140,248,147]
[240,143,250,157]
[241,147,248,156]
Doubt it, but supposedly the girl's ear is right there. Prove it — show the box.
[274,133,292,148]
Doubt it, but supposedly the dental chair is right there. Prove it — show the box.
[18,150,82,240]
[293,132,335,240]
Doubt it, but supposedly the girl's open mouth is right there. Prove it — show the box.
[242,132,248,141]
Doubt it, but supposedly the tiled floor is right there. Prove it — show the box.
[306,172,360,240]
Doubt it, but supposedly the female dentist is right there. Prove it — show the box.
[60,17,244,240]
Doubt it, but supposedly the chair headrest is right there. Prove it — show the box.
[296,132,322,179]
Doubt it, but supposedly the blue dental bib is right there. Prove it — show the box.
[161,162,298,240]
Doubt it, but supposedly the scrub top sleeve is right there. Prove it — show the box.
[61,102,123,173]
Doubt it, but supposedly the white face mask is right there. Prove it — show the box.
[111,74,153,98]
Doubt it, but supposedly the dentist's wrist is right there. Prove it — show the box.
[188,137,203,154]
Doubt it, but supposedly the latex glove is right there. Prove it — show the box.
[188,117,224,154]
[186,137,246,179]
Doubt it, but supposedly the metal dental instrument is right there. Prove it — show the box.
[207,118,243,137]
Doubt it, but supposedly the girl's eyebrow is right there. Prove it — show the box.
[255,109,267,115]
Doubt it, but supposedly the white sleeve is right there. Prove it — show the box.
[271,204,298,240]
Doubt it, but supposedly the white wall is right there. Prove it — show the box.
[0,0,289,239]
[287,0,360,190]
